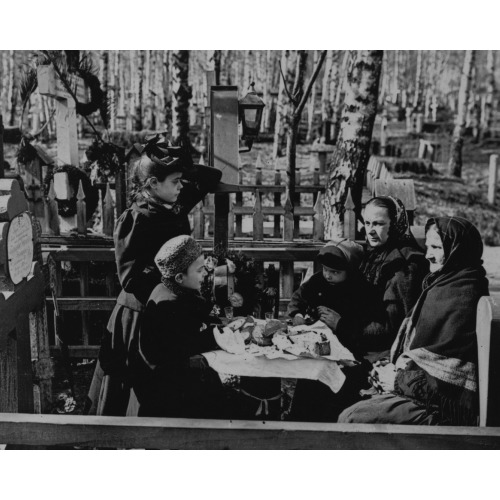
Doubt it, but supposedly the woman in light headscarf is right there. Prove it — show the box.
[339,217,489,425]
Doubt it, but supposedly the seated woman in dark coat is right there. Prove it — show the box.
[338,217,489,426]
[360,196,428,356]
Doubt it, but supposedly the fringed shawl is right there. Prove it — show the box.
[391,217,489,423]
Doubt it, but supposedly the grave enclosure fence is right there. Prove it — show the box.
[39,155,413,358]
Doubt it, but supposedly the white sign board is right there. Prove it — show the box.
[6,212,34,285]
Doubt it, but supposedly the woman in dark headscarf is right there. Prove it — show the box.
[360,196,428,355]
[338,217,489,425]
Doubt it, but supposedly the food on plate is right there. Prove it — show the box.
[272,332,293,351]
[213,325,246,354]
[251,323,273,346]
[227,317,246,332]
[263,319,287,338]
[285,330,331,358]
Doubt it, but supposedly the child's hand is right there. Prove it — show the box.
[317,306,341,330]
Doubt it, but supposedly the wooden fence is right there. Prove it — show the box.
[38,155,415,358]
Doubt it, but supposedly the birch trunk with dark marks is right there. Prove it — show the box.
[263,50,274,133]
[324,50,383,239]
[331,51,349,144]
[134,50,145,131]
[285,51,309,209]
[321,50,334,138]
[285,51,326,209]
[448,50,476,178]
[7,50,17,126]
[482,50,496,138]
[273,50,296,159]
[413,50,423,110]
[171,50,192,146]
[306,50,319,142]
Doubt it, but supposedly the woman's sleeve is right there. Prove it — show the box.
[394,363,434,403]
[177,167,223,213]
[362,261,424,351]
[114,211,161,304]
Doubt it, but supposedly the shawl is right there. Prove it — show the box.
[391,216,489,421]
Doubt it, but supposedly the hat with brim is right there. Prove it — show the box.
[149,141,222,185]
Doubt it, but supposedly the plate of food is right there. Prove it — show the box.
[213,316,356,363]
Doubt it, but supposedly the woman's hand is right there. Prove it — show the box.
[317,306,341,330]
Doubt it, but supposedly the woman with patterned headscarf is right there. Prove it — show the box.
[360,196,428,357]
[339,217,489,425]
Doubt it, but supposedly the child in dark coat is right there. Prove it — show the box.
[287,238,380,422]
[86,139,222,416]
[287,238,378,353]
[130,235,226,418]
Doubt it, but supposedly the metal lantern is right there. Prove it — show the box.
[238,82,265,141]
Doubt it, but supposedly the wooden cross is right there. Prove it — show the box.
[37,64,88,167]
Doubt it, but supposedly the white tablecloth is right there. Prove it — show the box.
[202,350,347,393]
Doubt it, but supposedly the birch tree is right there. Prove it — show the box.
[321,50,334,139]
[306,50,319,142]
[482,50,496,138]
[7,50,17,126]
[284,51,326,210]
[171,50,192,146]
[273,50,296,158]
[448,50,476,178]
[324,50,383,238]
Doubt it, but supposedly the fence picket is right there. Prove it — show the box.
[76,180,86,235]
[253,191,264,241]
[283,195,294,242]
[273,170,281,238]
[313,192,324,241]
[103,183,115,237]
[46,180,60,236]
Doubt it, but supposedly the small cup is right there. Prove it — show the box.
[224,306,234,320]
[265,312,274,321]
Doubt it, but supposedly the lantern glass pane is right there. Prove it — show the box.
[244,108,258,129]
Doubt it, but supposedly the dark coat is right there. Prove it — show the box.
[89,173,220,416]
[287,271,379,353]
[130,285,224,418]
[361,245,428,353]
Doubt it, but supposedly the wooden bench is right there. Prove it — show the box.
[477,293,500,427]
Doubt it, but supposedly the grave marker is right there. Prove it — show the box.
[37,64,88,167]
[0,179,50,413]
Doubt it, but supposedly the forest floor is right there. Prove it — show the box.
[3,129,500,416]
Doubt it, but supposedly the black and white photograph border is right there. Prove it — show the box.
[0,0,499,497]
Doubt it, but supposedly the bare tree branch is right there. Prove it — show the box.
[278,58,295,104]
[295,50,327,117]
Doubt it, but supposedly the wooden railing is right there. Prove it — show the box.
[39,155,419,358]
[0,413,499,449]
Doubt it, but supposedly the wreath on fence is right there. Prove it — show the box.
[19,51,111,128]
[43,164,99,219]
[84,139,125,184]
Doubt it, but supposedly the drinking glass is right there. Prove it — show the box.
[265,312,274,321]
[224,306,234,320]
